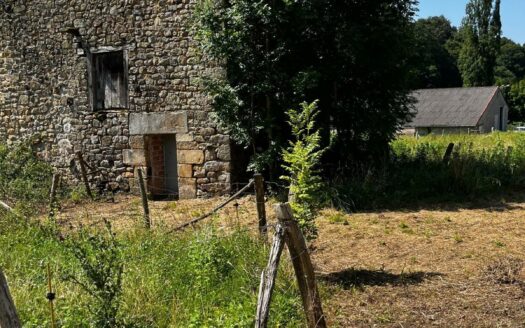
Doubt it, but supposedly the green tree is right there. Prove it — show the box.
[495,37,525,85]
[410,16,462,88]
[504,80,525,122]
[458,0,502,86]
[194,0,417,176]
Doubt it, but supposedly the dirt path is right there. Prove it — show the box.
[54,196,525,327]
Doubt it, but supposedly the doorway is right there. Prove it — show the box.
[145,134,179,198]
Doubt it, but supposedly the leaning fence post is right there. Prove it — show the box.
[254,174,267,237]
[76,151,93,200]
[255,223,286,328]
[442,143,455,165]
[137,168,151,229]
[274,203,326,328]
[49,173,61,218]
[0,269,21,328]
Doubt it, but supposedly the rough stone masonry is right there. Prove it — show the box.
[0,0,232,199]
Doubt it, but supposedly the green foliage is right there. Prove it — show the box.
[410,16,462,88]
[0,141,53,216]
[193,0,287,169]
[194,0,418,173]
[281,101,325,239]
[0,217,304,327]
[62,221,124,328]
[327,213,349,226]
[505,80,525,122]
[68,185,89,204]
[0,217,91,327]
[337,133,525,210]
[495,38,525,85]
[458,0,502,86]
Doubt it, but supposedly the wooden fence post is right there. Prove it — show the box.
[137,168,151,229]
[49,173,61,218]
[0,270,21,328]
[255,223,286,328]
[254,174,267,237]
[76,151,93,200]
[442,143,455,165]
[46,264,56,328]
[274,203,326,328]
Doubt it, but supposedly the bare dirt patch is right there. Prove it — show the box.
[52,196,525,327]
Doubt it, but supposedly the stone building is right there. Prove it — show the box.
[405,87,509,136]
[0,0,234,199]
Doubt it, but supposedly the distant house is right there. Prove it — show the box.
[405,87,509,136]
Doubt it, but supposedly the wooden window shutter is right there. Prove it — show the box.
[92,51,128,110]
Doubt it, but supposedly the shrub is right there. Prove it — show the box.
[62,221,124,328]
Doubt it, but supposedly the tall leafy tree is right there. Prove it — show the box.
[194,0,417,176]
[495,37,525,84]
[458,0,502,86]
[410,16,462,88]
[496,39,525,123]
[505,80,525,122]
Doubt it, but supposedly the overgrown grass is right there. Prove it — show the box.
[0,215,304,327]
[337,132,525,209]
[0,141,304,327]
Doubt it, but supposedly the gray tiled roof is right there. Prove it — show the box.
[407,87,499,127]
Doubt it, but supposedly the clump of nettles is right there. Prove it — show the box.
[281,101,325,239]
[62,220,124,328]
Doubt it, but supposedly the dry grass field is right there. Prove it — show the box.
[53,194,525,327]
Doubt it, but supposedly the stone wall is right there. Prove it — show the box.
[0,0,232,198]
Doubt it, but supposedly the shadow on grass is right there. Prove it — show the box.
[339,189,525,214]
[319,268,444,290]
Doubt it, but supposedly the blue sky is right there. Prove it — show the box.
[417,0,525,44]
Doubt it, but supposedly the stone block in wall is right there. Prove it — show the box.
[204,161,223,172]
[129,136,145,149]
[123,149,146,166]
[216,145,230,161]
[177,133,194,142]
[129,112,188,135]
[179,178,197,199]
[209,134,230,145]
[176,141,198,150]
[177,149,204,164]
[178,164,193,178]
